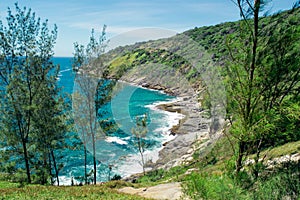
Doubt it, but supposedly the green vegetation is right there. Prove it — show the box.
[224,0,300,179]
[135,165,189,185]
[72,25,111,185]
[0,181,149,199]
[183,163,300,200]
[129,136,300,199]
[180,135,300,199]
[98,1,300,199]
[0,3,71,185]
[131,114,148,175]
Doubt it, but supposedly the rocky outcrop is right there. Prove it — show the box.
[153,95,211,170]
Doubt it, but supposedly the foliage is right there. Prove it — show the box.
[106,48,196,84]
[0,3,299,198]
[0,181,149,199]
[0,3,70,185]
[183,161,300,200]
[251,161,300,199]
[73,25,108,74]
[224,1,300,178]
[181,133,300,199]
[110,174,122,181]
[131,114,148,175]
[73,26,106,185]
[72,25,117,185]
[183,173,247,200]
[136,165,188,184]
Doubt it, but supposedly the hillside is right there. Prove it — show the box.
[99,6,300,199]
[98,5,300,162]
[100,7,300,98]
[1,6,299,200]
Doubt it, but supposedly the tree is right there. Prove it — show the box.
[0,3,69,184]
[226,0,300,178]
[131,114,148,175]
[31,80,71,185]
[72,25,116,184]
[73,76,100,185]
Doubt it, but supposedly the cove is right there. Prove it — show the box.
[53,57,183,184]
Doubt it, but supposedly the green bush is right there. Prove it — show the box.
[252,161,300,200]
[136,166,188,183]
[183,172,247,200]
[183,161,300,200]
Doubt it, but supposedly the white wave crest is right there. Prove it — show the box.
[105,136,128,145]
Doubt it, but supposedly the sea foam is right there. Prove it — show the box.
[105,136,128,145]
[116,98,184,178]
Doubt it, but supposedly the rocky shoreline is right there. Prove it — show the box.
[120,77,213,180]
[153,96,211,170]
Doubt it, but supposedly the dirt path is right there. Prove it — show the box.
[118,182,188,200]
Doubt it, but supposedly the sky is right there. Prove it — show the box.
[0,0,297,57]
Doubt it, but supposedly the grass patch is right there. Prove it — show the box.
[135,165,189,185]
[182,173,248,200]
[261,140,300,160]
[0,181,150,200]
[190,136,235,175]
[183,161,300,200]
[0,181,19,189]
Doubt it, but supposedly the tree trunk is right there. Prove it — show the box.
[42,153,48,185]
[137,138,145,175]
[51,150,59,186]
[84,145,87,184]
[92,133,97,185]
[22,138,31,184]
[48,152,54,185]
[140,150,145,175]
[253,139,263,180]
[236,140,246,175]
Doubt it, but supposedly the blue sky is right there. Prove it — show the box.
[0,0,297,56]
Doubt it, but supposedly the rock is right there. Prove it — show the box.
[169,131,176,136]
[141,82,150,87]
[152,84,165,90]
[162,141,169,146]
[183,97,190,101]
[184,168,198,175]
[199,123,208,130]
[187,148,194,154]
[186,157,194,162]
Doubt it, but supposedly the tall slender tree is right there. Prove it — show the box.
[226,0,300,177]
[131,114,148,175]
[72,25,116,184]
[31,78,71,185]
[0,3,69,184]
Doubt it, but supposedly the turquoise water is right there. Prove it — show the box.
[53,57,183,184]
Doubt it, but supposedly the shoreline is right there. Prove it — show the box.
[115,96,185,179]
[59,79,202,185]
[119,78,211,181]
[152,95,210,170]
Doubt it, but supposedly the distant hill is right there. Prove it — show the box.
[99,7,300,97]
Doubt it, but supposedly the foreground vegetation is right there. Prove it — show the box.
[181,138,300,200]
[133,137,300,200]
[0,181,150,199]
[0,138,299,199]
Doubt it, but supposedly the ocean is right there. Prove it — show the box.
[53,57,184,185]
